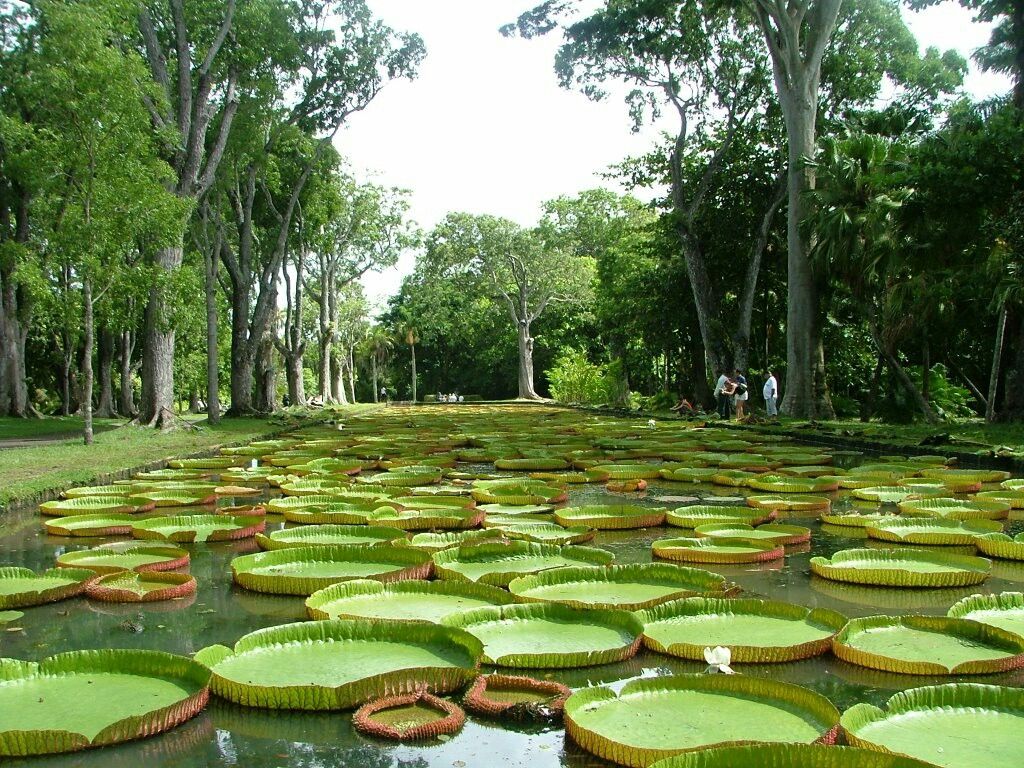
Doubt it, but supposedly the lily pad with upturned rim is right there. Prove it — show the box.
[55,544,190,574]
[441,602,642,668]
[864,518,1002,546]
[507,564,733,611]
[0,649,210,757]
[665,505,774,528]
[352,690,465,741]
[693,522,811,545]
[462,674,570,720]
[947,592,1024,637]
[256,524,407,551]
[637,597,846,663]
[231,544,433,595]
[819,511,899,528]
[431,541,614,587]
[841,683,1024,768]
[809,548,990,588]
[746,495,831,512]
[0,567,95,609]
[408,529,506,552]
[493,522,596,546]
[130,514,265,543]
[974,531,1024,560]
[832,614,1024,674]
[43,513,137,537]
[554,504,666,530]
[39,496,151,517]
[85,571,197,603]
[305,579,516,623]
[652,537,785,564]
[194,618,481,710]
[648,744,935,768]
[564,674,840,768]
[897,497,1010,521]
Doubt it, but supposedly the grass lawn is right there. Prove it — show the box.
[0,415,126,441]
[0,406,378,511]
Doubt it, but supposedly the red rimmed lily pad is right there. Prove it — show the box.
[0,566,95,609]
[352,690,465,741]
[85,571,197,603]
[463,674,570,721]
[56,544,190,574]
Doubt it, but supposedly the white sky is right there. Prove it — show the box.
[334,1,1013,310]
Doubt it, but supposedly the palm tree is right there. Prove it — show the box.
[398,322,419,402]
[806,133,939,423]
[363,325,394,403]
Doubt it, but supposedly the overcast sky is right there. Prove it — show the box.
[333,1,1013,311]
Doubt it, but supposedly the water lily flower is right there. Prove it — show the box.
[703,646,734,674]
[647,419,657,429]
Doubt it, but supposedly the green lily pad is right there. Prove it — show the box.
[306,579,516,623]
[39,496,146,517]
[194,619,481,710]
[652,537,785,564]
[478,503,555,515]
[0,567,95,609]
[43,513,137,537]
[554,505,666,530]
[492,522,596,545]
[256,525,407,551]
[231,544,433,595]
[361,506,485,531]
[665,505,772,529]
[810,548,990,588]
[898,497,1010,521]
[168,457,242,469]
[865,518,1002,546]
[648,744,934,768]
[408,529,506,552]
[130,514,265,543]
[842,683,1024,768]
[431,541,614,587]
[565,675,839,767]
[280,503,399,525]
[507,564,732,611]
[975,531,1024,560]
[62,485,136,498]
[693,523,811,545]
[852,486,921,503]
[638,597,846,663]
[85,571,197,603]
[746,475,839,493]
[947,592,1024,637]
[819,511,899,527]
[660,467,719,483]
[0,649,210,756]
[589,464,664,480]
[441,602,641,668]
[833,614,1024,674]
[0,610,23,624]
[745,495,831,512]
[55,544,190,574]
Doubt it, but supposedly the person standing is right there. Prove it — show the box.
[713,371,733,419]
[733,369,748,419]
[763,370,778,417]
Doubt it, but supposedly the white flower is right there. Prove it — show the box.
[703,646,734,674]
[647,419,657,429]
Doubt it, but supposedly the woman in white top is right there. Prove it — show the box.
[732,369,748,419]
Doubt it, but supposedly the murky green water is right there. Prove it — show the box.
[2,457,1023,767]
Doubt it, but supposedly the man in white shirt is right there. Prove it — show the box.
[763,371,779,417]
[713,371,731,419]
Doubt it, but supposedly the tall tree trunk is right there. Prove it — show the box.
[410,342,418,402]
[861,354,884,422]
[946,355,988,412]
[189,385,201,413]
[285,352,304,407]
[331,349,348,405]
[0,271,34,417]
[516,321,538,399]
[140,244,182,426]
[204,240,220,424]
[118,329,137,417]
[254,331,277,413]
[95,327,117,417]
[82,279,94,445]
[371,355,379,403]
[347,345,356,403]
[1000,313,1024,420]
[228,274,254,415]
[987,303,1008,422]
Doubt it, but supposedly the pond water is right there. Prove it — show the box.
[1,413,1023,767]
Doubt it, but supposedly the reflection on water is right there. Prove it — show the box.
[2,465,1024,767]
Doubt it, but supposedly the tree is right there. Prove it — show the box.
[425,213,594,399]
[363,325,393,403]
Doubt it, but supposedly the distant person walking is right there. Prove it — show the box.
[713,371,734,419]
[763,370,778,417]
[732,369,748,419]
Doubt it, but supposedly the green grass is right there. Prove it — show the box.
[0,415,126,441]
[0,406,379,511]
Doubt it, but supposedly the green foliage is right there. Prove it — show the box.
[547,349,609,405]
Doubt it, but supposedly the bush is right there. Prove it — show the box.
[547,349,610,405]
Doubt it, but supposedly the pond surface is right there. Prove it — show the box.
[1,412,1022,767]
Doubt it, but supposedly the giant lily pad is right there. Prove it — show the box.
[463,673,570,720]
[898,497,1010,521]
[408,529,507,552]
[638,597,845,663]
[194,619,481,710]
[432,541,614,587]
[554,505,666,530]
[747,475,840,493]
[130,514,265,543]
[660,467,718,483]
[281,503,399,525]
[693,522,811,545]
[0,567,95,609]
[665,505,772,528]
[231,544,432,595]
[44,513,137,537]
[477,503,554,516]
[352,690,465,741]
[56,544,190,574]
[746,495,831,512]
[864,518,1002,546]
[841,683,1024,768]
[975,531,1024,560]
[85,571,197,603]
[306,579,516,623]
[810,548,990,588]
[507,564,732,611]
[493,522,596,545]
[564,675,840,768]
[820,511,898,527]
[0,649,210,757]
[648,744,934,768]
[652,537,784,564]
[441,602,641,668]
[256,524,406,551]
[39,496,149,517]
[362,505,485,531]
[947,592,1024,637]
[589,464,664,480]
[852,487,921,503]
[832,615,1024,674]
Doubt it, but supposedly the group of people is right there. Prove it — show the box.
[714,369,778,420]
[437,392,464,403]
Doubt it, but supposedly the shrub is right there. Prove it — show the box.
[546,349,610,405]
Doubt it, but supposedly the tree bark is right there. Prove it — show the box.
[119,329,137,417]
[987,303,1008,422]
[371,355,379,403]
[82,279,94,445]
[347,345,357,403]
[946,356,988,412]
[0,179,37,417]
[95,326,117,417]
[140,244,182,426]
[516,320,538,399]
[410,342,418,402]
[204,234,220,423]
[999,313,1024,420]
